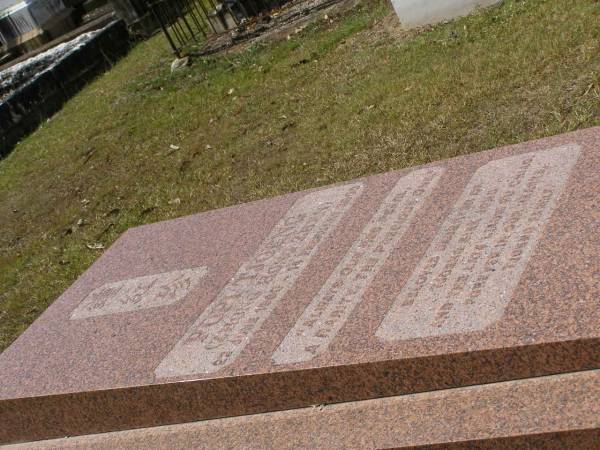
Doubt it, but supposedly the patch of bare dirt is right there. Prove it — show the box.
[194,0,363,55]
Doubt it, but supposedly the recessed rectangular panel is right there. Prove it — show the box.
[377,145,581,340]
[273,167,444,364]
[70,267,209,319]
[155,183,363,377]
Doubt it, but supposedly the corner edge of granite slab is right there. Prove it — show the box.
[4,370,600,450]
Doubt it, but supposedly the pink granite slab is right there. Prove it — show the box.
[1,127,600,443]
[7,370,600,449]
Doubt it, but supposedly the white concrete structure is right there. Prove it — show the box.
[391,0,502,28]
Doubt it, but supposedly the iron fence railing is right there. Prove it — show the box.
[148,0,224,57]
[149,0,290,58]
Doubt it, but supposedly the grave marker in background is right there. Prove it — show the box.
[391,0,502,28]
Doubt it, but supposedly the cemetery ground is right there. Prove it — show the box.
[1,0,599,352]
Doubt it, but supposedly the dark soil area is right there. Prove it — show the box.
[197,0,357,54]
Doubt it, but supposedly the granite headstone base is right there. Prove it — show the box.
[7,370,600,449]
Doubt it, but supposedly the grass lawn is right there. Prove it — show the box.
[1,0,599,351]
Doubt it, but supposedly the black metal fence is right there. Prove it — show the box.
[148,0,286,58]
[148,0,235,57]
[148,0,209,57]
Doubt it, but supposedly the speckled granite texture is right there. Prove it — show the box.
[6,370,600,449]
[1,127,599,443]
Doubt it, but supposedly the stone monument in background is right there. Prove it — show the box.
[391,0,502,28]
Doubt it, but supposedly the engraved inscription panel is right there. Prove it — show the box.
[272,167,444,364]
[377,145,581,340]
[70,267,209,319]
[155,183,363,377]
